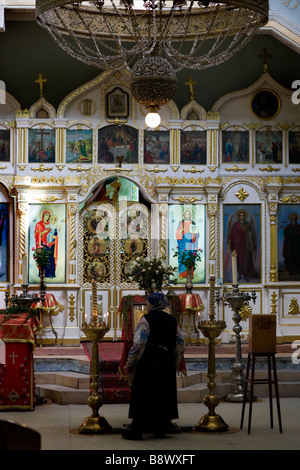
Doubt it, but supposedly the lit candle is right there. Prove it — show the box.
[232,250,237,285]
[22,254,28,285]
[91,279,98,322]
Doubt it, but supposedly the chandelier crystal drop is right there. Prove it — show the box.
[36,1,269,122]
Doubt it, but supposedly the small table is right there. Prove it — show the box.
[32,293,64,346]
[240,351,283,434]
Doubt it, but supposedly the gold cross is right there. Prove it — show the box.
[111,178,121,206]
[35,73,47,97]
[9,351,18,365]
[185,76,196,101]
[259,48,272,72]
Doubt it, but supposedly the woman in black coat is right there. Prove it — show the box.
[123,292,185,440]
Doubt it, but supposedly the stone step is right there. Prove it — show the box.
[36,384,90,405]
[34,370,300,405]
[35,371,90,389]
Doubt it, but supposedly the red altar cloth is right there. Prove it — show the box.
[179,293,203,312]
[31,293,58,310]
[118,295,186,376]
[0,314,41,346]
[0,314,41,410]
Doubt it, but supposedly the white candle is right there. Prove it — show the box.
[232,250,237,285]
[91,279,98,321]
[22,254,28,285]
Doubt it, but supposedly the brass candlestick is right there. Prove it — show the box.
[79,319,112,434]
[193,275,228,432]
[5,283,45,308]
[217,284,256,402]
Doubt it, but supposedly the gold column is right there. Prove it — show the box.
[265,181,282,283]
[159,203,168,258]
[207,202,218,277]
[205,183,221,278]
[269,202,278,282]
[67,196,78,284]
[17,201,28,285]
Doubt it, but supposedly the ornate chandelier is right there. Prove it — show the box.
[36,1,269,126]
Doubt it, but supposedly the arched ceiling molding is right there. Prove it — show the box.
[211,70,295,123]
[0,91,20,121]
[57,68,121,119]
[79,172,157,210]
[28,96,56,119]
[180,100,206,121]
[220,177,266,201]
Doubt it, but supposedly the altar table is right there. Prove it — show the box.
[0,314,41,410]
[118,295,187,376]
[179,293,204,345]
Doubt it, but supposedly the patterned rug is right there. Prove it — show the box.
[82,341,131,404]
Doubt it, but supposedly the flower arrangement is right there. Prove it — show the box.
[173,248,202,269]
[127,256,177,294]
[32,244,50,270]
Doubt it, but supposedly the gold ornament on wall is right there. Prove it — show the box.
[235,188,249,202]
[288,298,300,316]
[68,293,76,322]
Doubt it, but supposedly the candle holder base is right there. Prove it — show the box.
[224,392,244,402]
[79,415,112,434]
[193,413,229,433]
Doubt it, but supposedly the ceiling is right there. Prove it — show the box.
[0,16,299,113]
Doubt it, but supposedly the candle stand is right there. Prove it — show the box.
[193,275,228,432]
[80,320,111,434]
[5,283,46,309]
[216,284,257,402]
[79,278,112,433]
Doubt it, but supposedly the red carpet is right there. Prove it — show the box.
[82,341,131,404]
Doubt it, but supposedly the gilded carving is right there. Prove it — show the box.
[68,293,76,322]
[271,291,277,314]
[259,166,280,172]
[288,298,300,316]
[146,166,168,173]
[173,196,203,203]
[225,165,247,172]
[280,195,300,203]
[183,166,204,173]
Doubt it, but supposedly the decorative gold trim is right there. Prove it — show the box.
[146,166,168,173]
[173,196,203,203]
[225,165,247,172]
[183,166,205,173]
[271,291,277,314]
[68,293,76,322]
[259,165,280,172]
[280,195,300,203]
[30,164,52,172]
[288,298,300,316]
[68,165,91,173]
[103,167,133,173]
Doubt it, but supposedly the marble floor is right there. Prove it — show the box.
[0,398,299,452]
